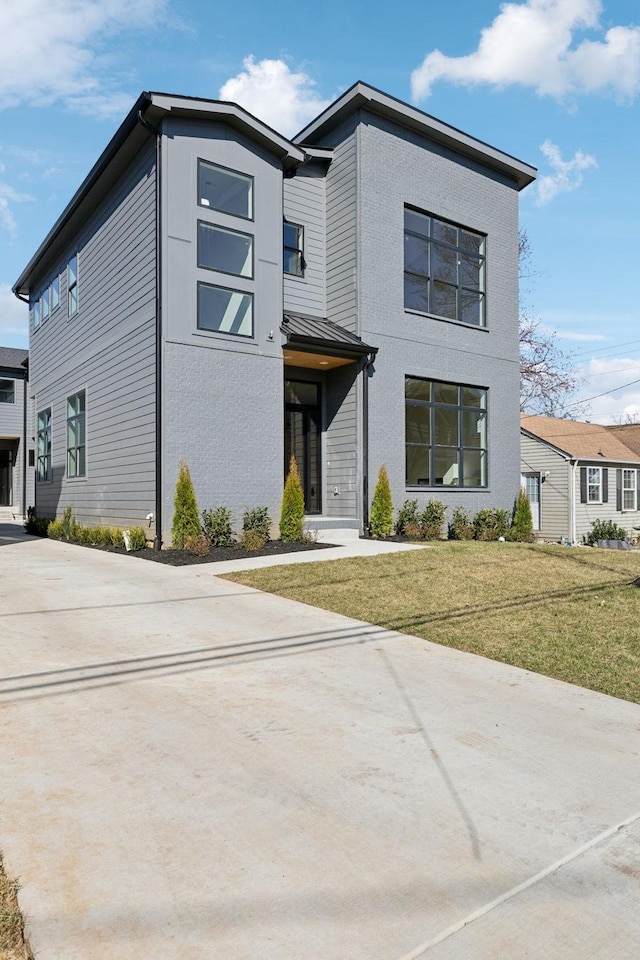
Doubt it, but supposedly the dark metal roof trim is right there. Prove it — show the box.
[282,313,377,356]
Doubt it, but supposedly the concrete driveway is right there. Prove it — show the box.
[1,527,639,959]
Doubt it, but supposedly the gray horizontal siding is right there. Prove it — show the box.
[574,461,640,543]
[325,364,359,518]
[324,119,358,334]
[520,434,570,541]
[283,163,326,317]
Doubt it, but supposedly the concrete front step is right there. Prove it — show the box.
[304,517,361,540]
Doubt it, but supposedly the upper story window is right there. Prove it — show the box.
[37,408,52,481]
[197,221,253,278]
[197,160,253,220]
[67,390,86,478]
[404,208,486,327]
[33,299,41,330]
[41,288,50,322]
[51,276,60,311]
[197,282,253,339]
[405,377,487,488]
[0,379,15,403]
[283,222,304,277]
[68,255,78,315]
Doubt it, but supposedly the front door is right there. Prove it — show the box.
[521,472,540,530]
[285,380,321,514]
[0,450,13,507]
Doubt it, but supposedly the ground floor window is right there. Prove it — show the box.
[622,469,636,510]
[405,377,487,487]
[587,466,602,503]
[67,391,86,478]
[37,408,52,481]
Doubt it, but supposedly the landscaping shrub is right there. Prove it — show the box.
[239,528,268,551]
[494,508,512,540]
[202,507,234,547]
[369,465,393,538]
[126,527,148,552]
[586,518,628,546]
[171,459,201,549]
[404,520,426,541]
[242,507,271,541]
[184,533,210,556]
[24,507,50,537]
[449,506,474,540]
[420,499,446,540]
[510,490,534,542]
[280,456,305,542]
[47,518,64,540]
[395,499,419,536]
[108,527,126,549]
[60,505,79,541]
[473,508,500,541]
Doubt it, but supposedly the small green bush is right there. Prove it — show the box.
[126,527,148,552]
[280,456,305,542]
[419,499,446,540]
[370,465,393,538]
[202,507,234,547]
[395,499,419,536]
[586,518,628,546]
[239,528,268,551]
[494,508,512,540]
[47,519,64,540]
[448,506,474,540]
[243,507,271,541]
[184,533,210,556]
[60,505,79,541]
[404,520,427,541]
[108,527,126,549]
[510,490,534,543]
[171,459,201,549]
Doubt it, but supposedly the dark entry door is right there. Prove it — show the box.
[284,380,321,514]
[0,450,12,507]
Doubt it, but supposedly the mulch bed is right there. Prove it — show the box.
[54,538,335,566]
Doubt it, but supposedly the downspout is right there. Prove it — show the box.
[362,352,375,533]
[138,108,163,551]
[22,364,28,516]
[570,459,577,544]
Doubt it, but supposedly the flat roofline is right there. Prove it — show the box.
[294,81,536,191]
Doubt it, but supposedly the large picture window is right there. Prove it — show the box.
[197,160,253,219]
[197,221,253,278]
[404,208,486,327]
[197,282,253,338]
[405,377,487,487]
[67,390,86,478]
[37,408,52,481]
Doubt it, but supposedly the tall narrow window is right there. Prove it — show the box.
[51,276,60,311]
[68,255,78,315]
[587,467,602,503]
[37,408,52,481]
[283,222,304,276]
[623,469,636,510]
[404,208,486,326]
[67,390,86,478]
[41,288,50,322]
[33,299,40,330]
[405,377,487,487]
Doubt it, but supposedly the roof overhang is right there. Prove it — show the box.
[294,82,536,191]
[282,313,377,362]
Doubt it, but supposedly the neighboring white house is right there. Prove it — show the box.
[0,346,35,520]
[521,414,640,543]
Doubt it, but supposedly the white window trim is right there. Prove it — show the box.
[622,468,636,511]
[587,466,602,504]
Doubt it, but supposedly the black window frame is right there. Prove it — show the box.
[68,254,78,316]
[197,220,254,279]
[0,379,15,404]
[283,221,305,277]
[37,407,52,482]
[197,282,254,340]
[197,159,254,221]
[404,207,486,327]
[405,376,488,489]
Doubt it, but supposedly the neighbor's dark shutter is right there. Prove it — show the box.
[616,469,622,511]
[637,469,640,508]
[602,468,609,504]
[580,467,587,503]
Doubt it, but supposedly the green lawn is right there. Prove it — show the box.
[224,542,640,703]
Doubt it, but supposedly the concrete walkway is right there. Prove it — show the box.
[1,528,639,959]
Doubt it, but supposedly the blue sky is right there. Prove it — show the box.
[1,0,639,421]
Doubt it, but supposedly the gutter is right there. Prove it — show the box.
[22,363,28,516]
[570,459,577,545]
[362,352,376,533]
[137,109,163,551]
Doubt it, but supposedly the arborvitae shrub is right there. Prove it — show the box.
[510,491,534,543]
[171,459,201,549]
[280,456,305,542]
[369,465,393,538]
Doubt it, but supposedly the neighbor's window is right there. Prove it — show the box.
[587,467,602,503]
[67,390,85,478]
[37,408,52,481]
[51,276,60,311]
[405,377,487,487]
[197,160,253,219]
[68,255,78,315]
[283,222,304,277]
[0,379,15,404]
[197,282,253,338]
[197,221,253,278]
[404,208,486,327]
[623,469,636,510]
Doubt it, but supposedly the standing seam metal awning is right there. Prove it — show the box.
[282,313,377,358]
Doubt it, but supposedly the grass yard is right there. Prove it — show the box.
[224,542,640,703]
[0,854,31,960]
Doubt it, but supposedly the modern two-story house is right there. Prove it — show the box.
[13,82,535,544]
[0,347,34,520]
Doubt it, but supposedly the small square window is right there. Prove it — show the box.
[0,379,15,403]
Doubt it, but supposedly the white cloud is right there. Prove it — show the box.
[576,356,640,422]
[0,166,34,236]
[558,331,607,341]
[219,57,330,137]
[411,0,640,102]
[0,283,29,343]
[536,140,597,204]
[0,0,170,116]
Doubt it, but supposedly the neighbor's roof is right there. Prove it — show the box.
[606,424,640,458]
[282,313,377,356]
[294,81,537,191]
[0,346,28,369]
[521,414,640,463]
